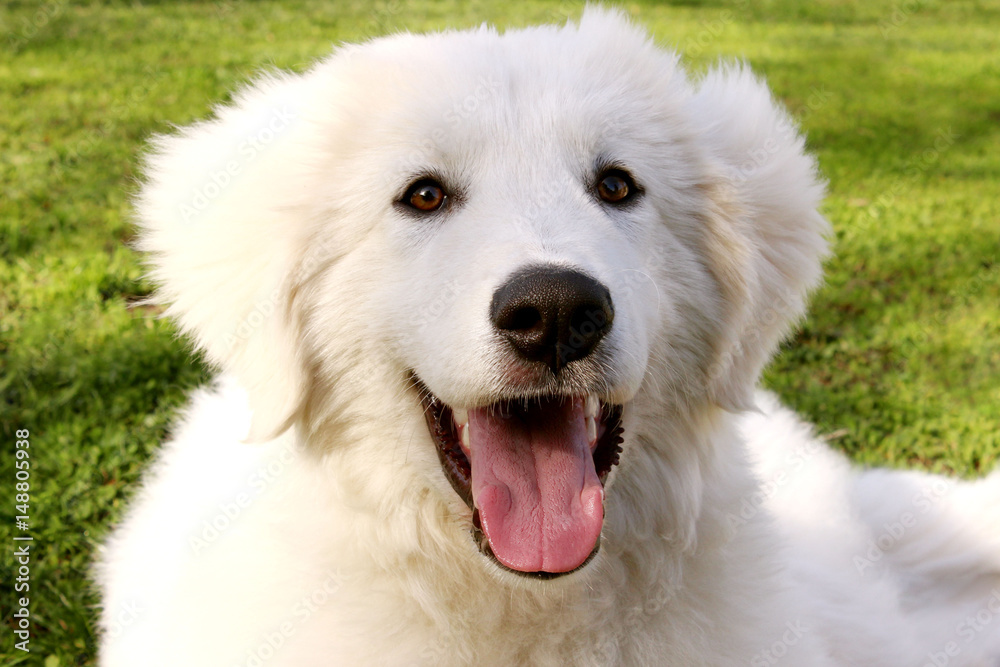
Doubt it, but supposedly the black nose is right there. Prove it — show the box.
[490,266,614,373]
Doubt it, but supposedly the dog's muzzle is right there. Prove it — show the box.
[417,264,624,578]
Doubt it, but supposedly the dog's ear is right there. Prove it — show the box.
[688,64,830,411]
[136,72,317,441]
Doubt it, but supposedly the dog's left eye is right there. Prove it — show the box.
[596,169,637,205]
[402,179,447,213]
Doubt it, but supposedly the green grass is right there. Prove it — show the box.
[1,0,998,663]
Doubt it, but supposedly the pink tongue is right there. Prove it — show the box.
[468,398,603,573]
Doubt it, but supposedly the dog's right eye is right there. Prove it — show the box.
[402,179,447,213]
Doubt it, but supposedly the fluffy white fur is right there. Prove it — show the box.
[98,9,1000,666]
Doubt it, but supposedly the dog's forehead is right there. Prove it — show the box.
[334,24,689,172]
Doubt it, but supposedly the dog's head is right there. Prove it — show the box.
[138,9,827,579]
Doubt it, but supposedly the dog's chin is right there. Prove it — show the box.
[414,375,624,579]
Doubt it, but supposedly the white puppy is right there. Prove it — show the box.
[98,9,1000,666]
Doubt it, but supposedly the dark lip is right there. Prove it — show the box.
[420,388,473,508]
[416,378,625,578]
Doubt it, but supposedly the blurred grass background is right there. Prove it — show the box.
[1,0,998,663]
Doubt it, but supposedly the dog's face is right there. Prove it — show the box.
[139,10,827,580]
[347,32,728,576]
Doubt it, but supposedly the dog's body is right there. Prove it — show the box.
[98,11,1000,666]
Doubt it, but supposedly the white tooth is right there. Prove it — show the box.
[586,415,597,444]
[453,407,469,427]
[460,423,471,452]
[585,394,599,419]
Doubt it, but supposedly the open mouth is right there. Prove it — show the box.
[419,381,624,578]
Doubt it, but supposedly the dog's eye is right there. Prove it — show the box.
[596,169,637,205]
[403,179,447,213]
